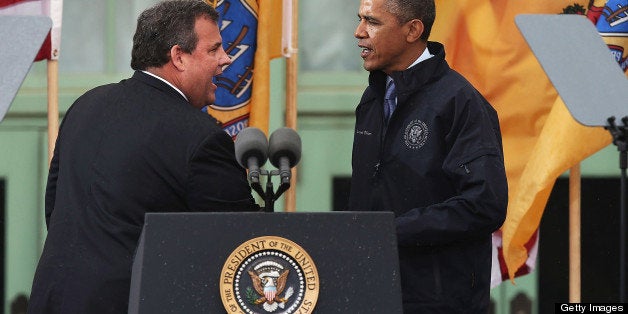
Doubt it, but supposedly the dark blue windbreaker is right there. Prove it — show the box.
[349,42,508,313]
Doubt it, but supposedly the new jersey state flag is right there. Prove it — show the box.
[0,0,63,60]
[432,0,626,285]
[206,0,288,138]
[588,0,628,71]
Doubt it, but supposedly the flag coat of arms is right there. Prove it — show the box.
[207,0,288,137]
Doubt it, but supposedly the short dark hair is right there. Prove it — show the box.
[386,0,435,41]
[131,0,219,70]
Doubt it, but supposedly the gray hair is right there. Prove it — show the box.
[131,0,220,70]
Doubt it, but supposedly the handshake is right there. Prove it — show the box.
[234,127,302,212]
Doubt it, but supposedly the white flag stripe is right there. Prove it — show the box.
[281,0,292,57]
[48,0,62,59]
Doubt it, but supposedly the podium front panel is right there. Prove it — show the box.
[129,211,402,313]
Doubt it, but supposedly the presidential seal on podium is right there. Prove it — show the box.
[220,236,319,313]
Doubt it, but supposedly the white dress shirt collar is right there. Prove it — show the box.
[141,70,188,101]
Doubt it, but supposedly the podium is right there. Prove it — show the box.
[128,211,403,313]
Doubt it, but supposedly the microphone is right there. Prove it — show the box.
[234,127,268,185]
[268,127,302,185]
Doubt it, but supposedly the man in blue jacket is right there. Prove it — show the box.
[349,0,508,312]
[28,1,257,313]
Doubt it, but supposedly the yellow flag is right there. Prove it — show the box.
[432,1,617,282]
[249,0,285,134]
[207,0,287,137]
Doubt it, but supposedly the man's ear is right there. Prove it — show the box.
[170,45,185,71]
[406,19,425,43]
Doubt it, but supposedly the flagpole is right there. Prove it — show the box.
[284,0,298,212]
[47,59,59,164]
[569,163,581,302]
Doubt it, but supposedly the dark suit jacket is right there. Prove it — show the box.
[28,71,257,313]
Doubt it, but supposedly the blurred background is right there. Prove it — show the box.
[0,0,622,313]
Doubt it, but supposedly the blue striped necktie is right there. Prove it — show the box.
[384,80,397,122]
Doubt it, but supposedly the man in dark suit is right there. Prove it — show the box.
[27,1,258,313]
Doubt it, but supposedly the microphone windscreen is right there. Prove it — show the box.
[268,127,301,168]
[234,127,268,168]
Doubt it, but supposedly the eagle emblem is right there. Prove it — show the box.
[247,261,294,312]
[220,237,319,314]
[404,119,429,149]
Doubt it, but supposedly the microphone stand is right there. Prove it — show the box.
[605,116,628,302]
[249,169,291,213]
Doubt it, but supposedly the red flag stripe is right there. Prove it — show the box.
[0,0,34,8]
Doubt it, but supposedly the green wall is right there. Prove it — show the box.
[0,56,620,313]
[2,1,621,310]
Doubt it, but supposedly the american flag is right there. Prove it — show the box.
[0,0,63,60]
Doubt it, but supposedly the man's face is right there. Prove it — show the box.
[181,17,231,108]
[355,0,409,74]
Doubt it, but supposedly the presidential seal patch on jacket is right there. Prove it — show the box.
[404,119,429,149]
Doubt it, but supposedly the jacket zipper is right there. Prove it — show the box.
[372,162,381,181]
[460,164,470,174]
[372,104,389,183]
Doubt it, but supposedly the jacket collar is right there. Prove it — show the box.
[368,41,449,103]
[131,70,188,103]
